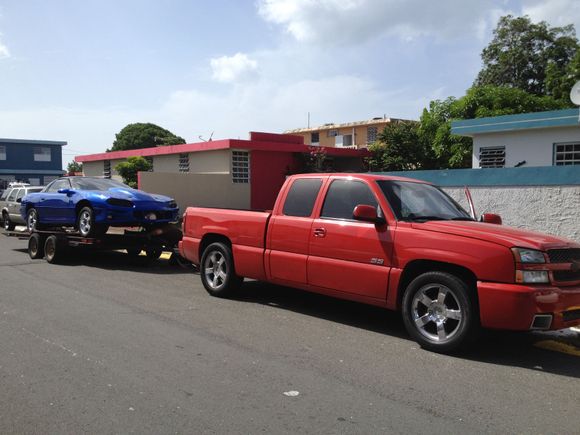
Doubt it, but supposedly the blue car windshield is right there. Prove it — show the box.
[70,178,130,191]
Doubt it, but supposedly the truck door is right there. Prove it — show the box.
[307,178,393,300]
[267,177,323,285]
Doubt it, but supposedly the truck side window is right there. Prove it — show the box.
[283,178,322,217]
[321,180,378,220]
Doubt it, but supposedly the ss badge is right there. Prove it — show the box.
[370,258,384,265]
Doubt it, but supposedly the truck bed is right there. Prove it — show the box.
[180,207,271,279]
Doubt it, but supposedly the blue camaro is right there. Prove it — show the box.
[21,177,179,237]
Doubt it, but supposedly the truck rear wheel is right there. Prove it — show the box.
[402,271,478,353]
[200,242,243,298]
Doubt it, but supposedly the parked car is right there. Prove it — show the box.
[1,185,44,230]
[179,173,580,353]
[20,176,179,237]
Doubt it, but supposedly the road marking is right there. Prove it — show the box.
[534,340,580,357]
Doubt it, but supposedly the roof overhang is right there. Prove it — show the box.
[451,108,580,137]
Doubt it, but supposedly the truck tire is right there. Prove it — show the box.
[28,233,45,259]
[402,271,478,353]
[200,242,243,298]
[44,235,66,264]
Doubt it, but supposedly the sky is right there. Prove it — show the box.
[1,0,580,166]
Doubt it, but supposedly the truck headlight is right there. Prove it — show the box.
[512,248,546,264]
[516,270,550,284]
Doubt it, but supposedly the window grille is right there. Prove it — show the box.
[179,153,190,172]
[367,126,378,143]
[103,160,111,178]
[479,146,505,168]
[554,143,580,165]
[327,129,339,137]
[311,132,320,145]
[232,151,250,183]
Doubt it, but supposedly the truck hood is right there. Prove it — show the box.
[411,220,580,250]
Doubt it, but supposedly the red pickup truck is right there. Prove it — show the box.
[179,173,580,352]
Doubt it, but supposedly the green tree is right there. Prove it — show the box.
[110,123,186,152]
[66,161,83,174]
[367,121,439,171]
[115,156,153,188]
[421,86,567,168]
[475,15,579,99]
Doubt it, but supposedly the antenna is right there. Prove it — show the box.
[569,81,580,122]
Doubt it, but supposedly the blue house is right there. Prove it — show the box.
[0,138,67,190]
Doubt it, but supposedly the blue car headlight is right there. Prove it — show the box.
[166,200,177,209]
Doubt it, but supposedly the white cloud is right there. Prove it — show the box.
[522,0,580,29]
[0,35,9,58]
[210,52,258,83]
[257,0,509,45]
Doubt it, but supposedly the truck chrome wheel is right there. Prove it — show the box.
[402,271,478,353]
[199,242,243,297]
[411,284,463,343]
[204,251,227,290]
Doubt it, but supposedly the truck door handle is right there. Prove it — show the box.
[313,228,326,238]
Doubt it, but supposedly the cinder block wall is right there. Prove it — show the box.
[444,186,580,242]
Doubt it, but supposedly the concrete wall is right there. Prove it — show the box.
[473,126,580,168]
[139,172,251,212]
[444,186,580,242]
[83,159,124,180]
[297,122,390,148]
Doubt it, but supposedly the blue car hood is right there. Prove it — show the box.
[91,188,172,202]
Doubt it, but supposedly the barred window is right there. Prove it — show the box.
[232,150,250,183]
[367,126,378,143]
[327,129,339,137]
[479,146,505,168]
[311,132,320,145]
[103,160,111,178]
[179,153,190,172]
[554,143,580,165]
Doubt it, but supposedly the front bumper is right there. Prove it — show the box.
[478,281,580,330]
[93,206,179,226]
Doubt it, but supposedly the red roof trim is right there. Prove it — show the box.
[75,134,368,163]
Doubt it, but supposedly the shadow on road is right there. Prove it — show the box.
[233,280,580,379]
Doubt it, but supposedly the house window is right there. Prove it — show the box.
[327,129,339,137]
[479,146,505,168]
[554,143,580,165]
[103,160,111,178]
[179,153,190,172]
[34,146,51,162]
[367,126,378,143]
[0,145,5,160]
[311,132,320,145]
[232,150,250,183]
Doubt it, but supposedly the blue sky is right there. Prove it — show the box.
[0,0,579,165]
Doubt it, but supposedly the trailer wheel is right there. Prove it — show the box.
[200,242,243,298]
[28,233,45,259]
[44,235,65,264]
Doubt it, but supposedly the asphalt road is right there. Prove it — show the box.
[0,231,579,434]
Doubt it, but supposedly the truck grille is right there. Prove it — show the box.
[547,249,580,263]
[553,270,580,282]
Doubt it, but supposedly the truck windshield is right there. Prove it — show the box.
[377,180,473,222]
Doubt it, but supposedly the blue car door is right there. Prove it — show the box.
[40,179,72,223]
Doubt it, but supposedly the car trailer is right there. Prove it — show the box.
[3,224,187,265]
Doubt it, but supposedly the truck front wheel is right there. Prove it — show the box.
[200,242,243,298]
[402,271,478,353]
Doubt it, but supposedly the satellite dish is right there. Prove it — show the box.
[570,81,580,105]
